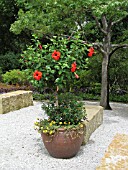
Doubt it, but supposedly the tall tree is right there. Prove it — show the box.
[10,0,128,109]
[0,0,31,54]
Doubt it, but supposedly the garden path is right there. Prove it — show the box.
[0,101,127,170]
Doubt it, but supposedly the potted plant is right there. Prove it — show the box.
[21,34,94,158]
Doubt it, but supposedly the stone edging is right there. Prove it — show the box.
[83,105,103,144]
[0,90,33,114]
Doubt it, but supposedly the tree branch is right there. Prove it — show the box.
[110,44,128,58]
[101,15,108,30]
[111,44,128,48]
[92,42,106,55]
[107,18,113,32]
[112,15,128,25]
[92,15,107,35]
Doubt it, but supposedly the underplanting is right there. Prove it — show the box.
[0,83,34,94]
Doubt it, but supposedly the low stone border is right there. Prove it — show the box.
[96,133,128,169]
[0,90,33,114]
[83,105,103,144]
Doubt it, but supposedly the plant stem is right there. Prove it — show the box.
[55,86,59,106]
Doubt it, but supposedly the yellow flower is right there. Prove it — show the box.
[52,121,56,124]
[80,124,83,128]
[49,123,53,126]
[46,127,49,130]
[64,122,67,125]
[59,122,62,125]
[41,127,43,130]
[49,130,53,135]
[34,122,38,126]
[43,130,48,133]
[68,122,70,125]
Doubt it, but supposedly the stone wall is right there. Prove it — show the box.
[0,90,33,114]
[83,105,103,144]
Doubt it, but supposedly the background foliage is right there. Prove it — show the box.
[0,0,127,103]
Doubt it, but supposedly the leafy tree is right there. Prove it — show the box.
[0,52,20,73]
[11,0,128,109]
[0,0,31,54]
[109,48,128,92]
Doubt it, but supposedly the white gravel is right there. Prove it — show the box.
[0,101,128,170]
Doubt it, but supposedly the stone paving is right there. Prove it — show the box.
[96,133,128,170]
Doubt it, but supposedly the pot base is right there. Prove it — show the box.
[41,128,84,159]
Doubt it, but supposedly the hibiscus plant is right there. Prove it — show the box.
[21,33,94,135]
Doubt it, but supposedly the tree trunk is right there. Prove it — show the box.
[100,54,112,110]
[100,19,112,110]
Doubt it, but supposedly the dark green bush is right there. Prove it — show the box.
[42,93,85,125]
[109,49,128,92]
[0,52,21,73]
[110,94,128,103]
[0,67,3,82]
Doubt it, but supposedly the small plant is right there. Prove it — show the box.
[21,33,95,135]
[34,93,86,134]
[2,69,28,85]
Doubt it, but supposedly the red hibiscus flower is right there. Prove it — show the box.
[71,62,77,72]
[88,47,94,57]
[52,50,61,60]
[33,70,42,81]
[74,73,79,79]
[38,44,42,50]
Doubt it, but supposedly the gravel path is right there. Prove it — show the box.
[0,101,128,170]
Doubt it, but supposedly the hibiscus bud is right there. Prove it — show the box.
[71,62,77,72]
[38,44,42,50]
[74,73,79,79]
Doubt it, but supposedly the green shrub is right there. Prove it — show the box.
[0,52,20,73]
[110,94,128,103]
[89,83,101,95]
[0,67,3,82]
[41,93,85,125]
[2,69,28,85]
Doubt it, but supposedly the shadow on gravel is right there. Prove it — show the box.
[34,137,50,157]
[104,119,119,124]
[110,108,128,119]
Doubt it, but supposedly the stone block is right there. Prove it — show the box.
[96,134,128,170]
[0,90,33,114]
[83,105,103,144]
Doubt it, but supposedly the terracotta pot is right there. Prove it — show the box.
[41,128,84,159]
